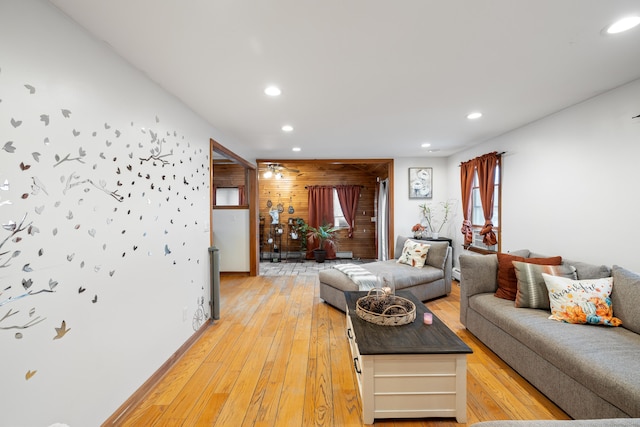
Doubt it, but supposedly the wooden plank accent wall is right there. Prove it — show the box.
[258,161,386,260]
[212,162,246,189]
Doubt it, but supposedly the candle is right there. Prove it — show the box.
[423,312,433,325]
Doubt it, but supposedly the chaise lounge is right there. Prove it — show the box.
[318,236,452,312]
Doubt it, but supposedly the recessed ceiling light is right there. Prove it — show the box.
[605,16,640,34]
[467,112,483,120]
[421,142,431,148]
[264,85,281,96]
[292,147,301,152]
[281,125,293,132]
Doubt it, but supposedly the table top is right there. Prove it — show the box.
[345,290,472,355]
[417,237,452,245]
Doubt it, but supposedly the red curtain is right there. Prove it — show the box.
[238,185,247,205]
[476,152,499,246]
[460,160,475,246]
[308,185,334,228]
[307,186,336,259]
[335,185,360,238]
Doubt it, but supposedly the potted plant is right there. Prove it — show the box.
[307,223,339,263]
[419,200,454,239]
[295,218,308,251]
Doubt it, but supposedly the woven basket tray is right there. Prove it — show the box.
[355,289,416,326]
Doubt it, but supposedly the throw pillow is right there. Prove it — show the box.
[513,261,577,309]
[611,265,640,334]
[396,240,430,268]
[495,253,562,300]
[542,273,621,326]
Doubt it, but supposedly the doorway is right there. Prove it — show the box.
[210,139,259,276]
[256,159,394,262]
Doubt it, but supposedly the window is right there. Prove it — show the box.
[333,189,349,228]
[215,187,240,206]
[470,165,500,250]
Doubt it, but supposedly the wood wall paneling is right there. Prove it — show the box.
[258,161,386,260]
[212,163,246,194]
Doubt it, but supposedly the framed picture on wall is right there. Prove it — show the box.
[408,167,433,199]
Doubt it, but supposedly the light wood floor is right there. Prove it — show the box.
[112,274,570,426]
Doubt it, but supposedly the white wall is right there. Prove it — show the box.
[393,157,452,246]
[213,209,250,271]
[0,1,233,425]
[446,78,640,271]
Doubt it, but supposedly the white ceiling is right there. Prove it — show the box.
[49,0,640,160]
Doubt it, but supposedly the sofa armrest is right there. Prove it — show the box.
[443,246,453,294]
[459,253,498,326]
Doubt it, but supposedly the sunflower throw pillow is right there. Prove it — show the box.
[541,273,621,326]
[397,240,430,268]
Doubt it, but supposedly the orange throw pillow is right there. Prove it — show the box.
[495,253,562,300]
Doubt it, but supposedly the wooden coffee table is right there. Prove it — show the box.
[345,290,472,424]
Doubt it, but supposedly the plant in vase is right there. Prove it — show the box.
[419,200,454,239]
[411,223,426,239]
[306,223,339,263]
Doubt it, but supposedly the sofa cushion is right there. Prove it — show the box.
[611,265,640,334]
[563,258,611,280]
[364,260,443,290]
[396,240,430,268]
[526,254,611,280]
[423,240,449,270]
[495,253,562,300]
[513,261,576,309]
[542,274,621,326]
[394,236,449,270]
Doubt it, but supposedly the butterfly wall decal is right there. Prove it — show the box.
[53,320,70,340]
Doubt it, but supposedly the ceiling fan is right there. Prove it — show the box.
[260,163,300,179]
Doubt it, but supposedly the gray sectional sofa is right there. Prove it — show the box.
[460,251,640,420]
[318,236,451,312]
[471,420,640,426]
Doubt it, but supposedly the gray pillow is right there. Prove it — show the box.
[423,240,448,270]
[513,261,577,309]
[611,265,640,334]
[563,258,610,280]
[510,249,531,258]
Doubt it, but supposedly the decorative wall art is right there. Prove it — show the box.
[408,167,433,199]
[0,64,210,394]
[1,4,216,424]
